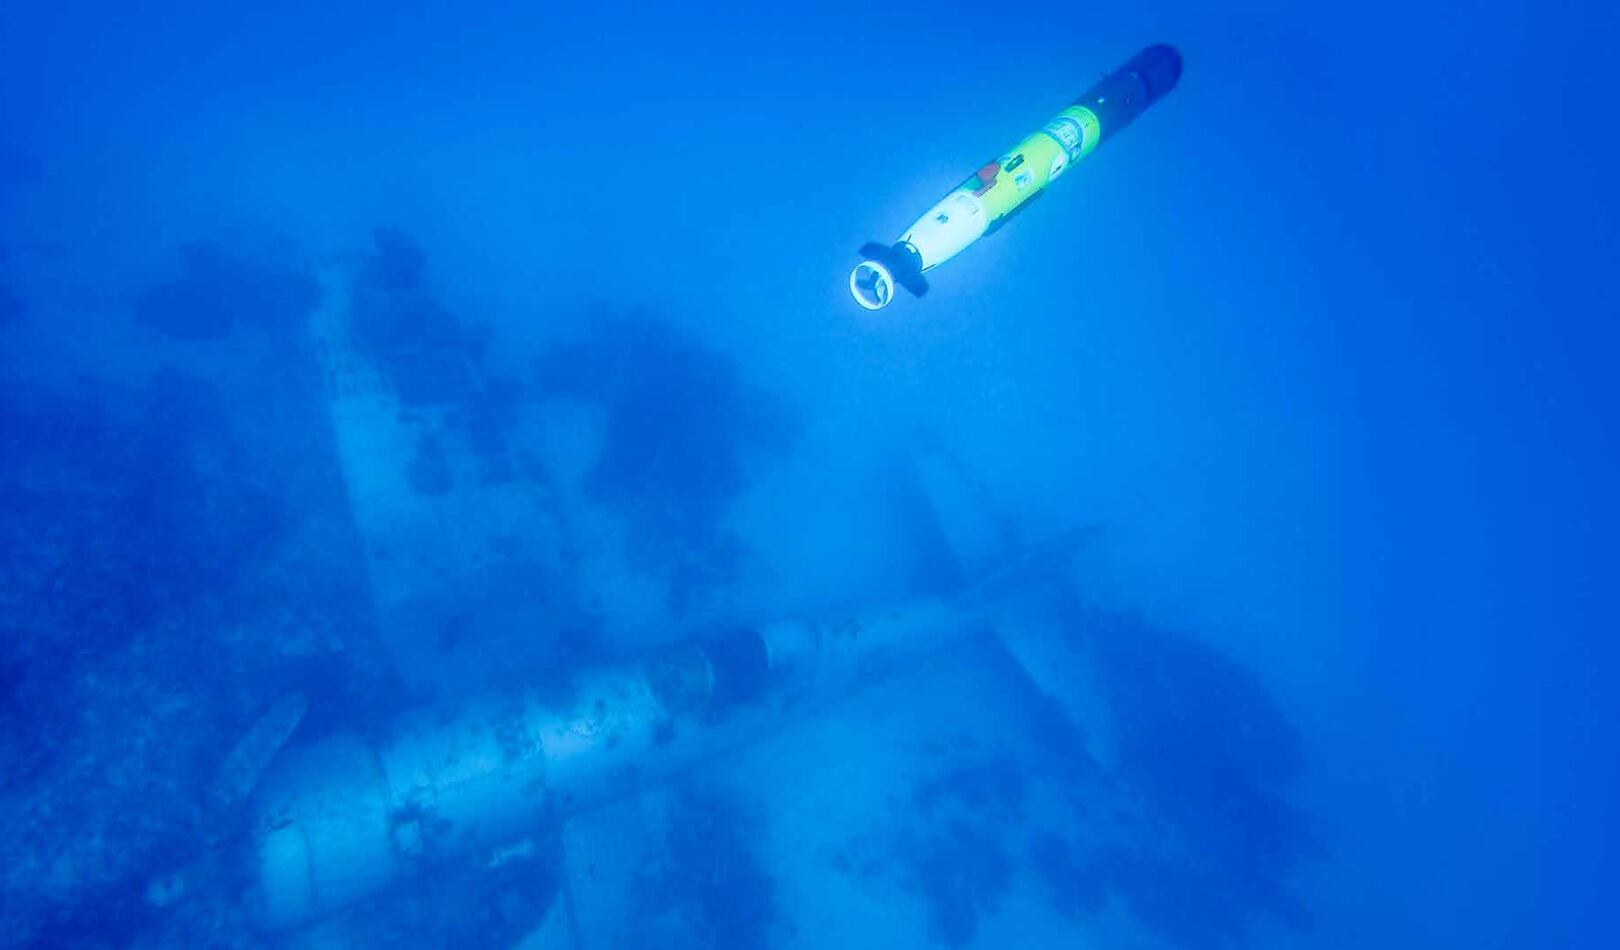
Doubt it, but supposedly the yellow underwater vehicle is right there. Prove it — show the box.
[850,44,1183,310]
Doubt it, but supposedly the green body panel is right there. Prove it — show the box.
[975,104,1101,225]
[899,103,1110,275]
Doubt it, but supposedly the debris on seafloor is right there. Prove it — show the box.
[203,693,310,845]
[0,216,1314,949]
[142,693,311,922]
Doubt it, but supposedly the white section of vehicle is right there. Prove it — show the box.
[900,190,988,272]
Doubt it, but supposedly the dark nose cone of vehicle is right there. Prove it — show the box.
[1078,43,1184,142]
[1124,43,1183,106]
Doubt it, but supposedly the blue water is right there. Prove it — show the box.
[3,2,1615,947]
